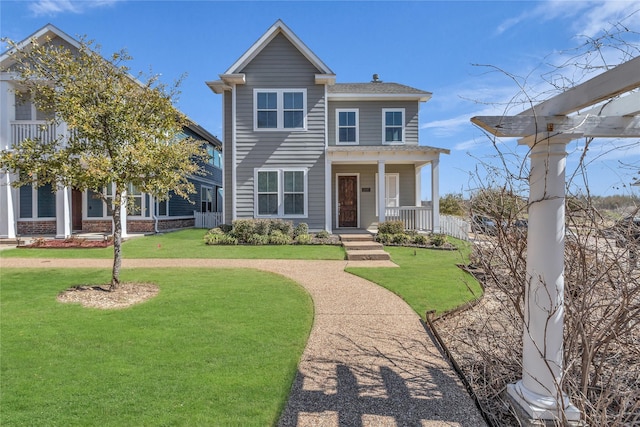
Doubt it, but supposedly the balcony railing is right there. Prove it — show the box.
[11,121,58,146]
[385,206,433,231]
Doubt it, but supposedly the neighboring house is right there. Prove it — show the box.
[207,20,448,232]
[0,24,223,239]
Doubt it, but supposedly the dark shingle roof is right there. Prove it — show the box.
[328,82,430,95]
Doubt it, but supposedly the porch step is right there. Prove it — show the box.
[346,249,391,261]
[342,240,384,251]
[339,233,391,261]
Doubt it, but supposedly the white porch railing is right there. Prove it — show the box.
[11,121,58,145]
[194,211,223,229]
[385,206,433,231]
[440,215,470,241]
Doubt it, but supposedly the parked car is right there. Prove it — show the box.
[472,215,498,235]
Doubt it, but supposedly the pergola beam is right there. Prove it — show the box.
[518,56,640,116]
[471,115,640,138]
[582,91,640,117]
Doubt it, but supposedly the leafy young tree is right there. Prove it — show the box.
[0,36,207,290]
[439,193,466,216]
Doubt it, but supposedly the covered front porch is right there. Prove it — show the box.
[326,145,449,232]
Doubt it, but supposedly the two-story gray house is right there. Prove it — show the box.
[207,20,448,232]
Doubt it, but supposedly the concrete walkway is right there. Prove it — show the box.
[2,257,487,426]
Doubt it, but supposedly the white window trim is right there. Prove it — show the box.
[382,108,405,145]
[253,89,307,131]
[375,173,400,211]
[201,186,214,213]
[254,168,308,218]
[335,108,359,145]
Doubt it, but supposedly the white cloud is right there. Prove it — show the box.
[29,0,121,16]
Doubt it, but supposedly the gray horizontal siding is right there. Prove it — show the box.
[232,33,327,229]
[328,100,420,146]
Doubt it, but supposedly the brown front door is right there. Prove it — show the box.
[338,175,358,228]
[72,189,82,231]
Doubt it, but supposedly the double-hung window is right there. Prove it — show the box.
[375,173,400,210]
[336,109,359,145]
[383,108,405,144]
[254,89,306,130]
[255,168,307,217]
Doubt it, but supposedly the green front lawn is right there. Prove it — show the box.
[346,243,482,317]
[0,229,345,260]
[0,268,313,426]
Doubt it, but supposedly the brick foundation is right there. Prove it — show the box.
[17,220,56,235]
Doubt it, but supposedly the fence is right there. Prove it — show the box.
[193,211,223,229]
[440,215,470,241]
[385,206,433,231]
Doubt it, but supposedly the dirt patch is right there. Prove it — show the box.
[22,237,113,249]
[57,282,159,309]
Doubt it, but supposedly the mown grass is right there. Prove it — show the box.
[0,229,345,260]
[0,268,313,426]
[346,242,482,317]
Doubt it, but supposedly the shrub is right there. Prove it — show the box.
[378,221,405,235]
[205,227,225,236]
[430,233,447,247]
[269,230,292,245]
[218,224,233,233]
[413,234,428,246]
[246,233,269,245]
[391,233,411,245]
[204,233,238,245]
[270,220,293,237]
[293,222,309,238]
[231,219,255,242]
[253,219,271,236]
[315,230,330,239]
[295,234,312,245]
[376,233,392,244]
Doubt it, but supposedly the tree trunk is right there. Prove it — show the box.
[110,189,123,291]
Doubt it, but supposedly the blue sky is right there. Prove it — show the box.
[2,0,639,198]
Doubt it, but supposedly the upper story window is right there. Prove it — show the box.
[14,91,54,121]
[206,144,222,168]
[382,108,405,144]
[254,89,306,131]
[336,109,359,145]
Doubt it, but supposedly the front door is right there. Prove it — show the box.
[72,189,82,231]
[338,175,358,228]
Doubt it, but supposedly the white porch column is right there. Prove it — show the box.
[414,165,422,207]
[1,172,17,239]
[377,160,386,223]
[507,136,580,422]
[55,185,72,239]
[431,158,440,233]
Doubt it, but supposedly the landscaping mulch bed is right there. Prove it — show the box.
[57,282,159,309]
[20,238,113,249]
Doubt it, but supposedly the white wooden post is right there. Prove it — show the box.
[120,191,128,238]
[0,81,17,239]
[378,160,386,224]
[55,185,72,239]
[507,135,580,422]
[431,158,440,233]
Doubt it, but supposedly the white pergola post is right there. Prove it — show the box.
[55,185,72,239]
[507,135,580,422]
[431,158,440,233]
[378,160,386,224]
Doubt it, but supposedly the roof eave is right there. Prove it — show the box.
[328,93,432,102]
[0,23,80,67]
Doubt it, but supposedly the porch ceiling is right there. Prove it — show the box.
[328,145,448,166]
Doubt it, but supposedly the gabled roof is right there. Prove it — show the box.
[225,19,334,75]
[207,20,336,93]
[0,23,79,68]
[328,82,432,102]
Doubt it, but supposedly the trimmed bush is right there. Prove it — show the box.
[430,233,447,247]
[204,233,238,245]
[218,224,233,233]
[378,221,405,235]
[269,230,292,245]
[253,219,271,236]
[315,230,330,239]
[231,219,255,242]
[413,234,428,246]
[294,234,312,245]
[391,233,411,245]
[205,227,225,236]
[376,233,392,244]
[270,220,293,237]
[293,222,309,238]
[247,233,269,245]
